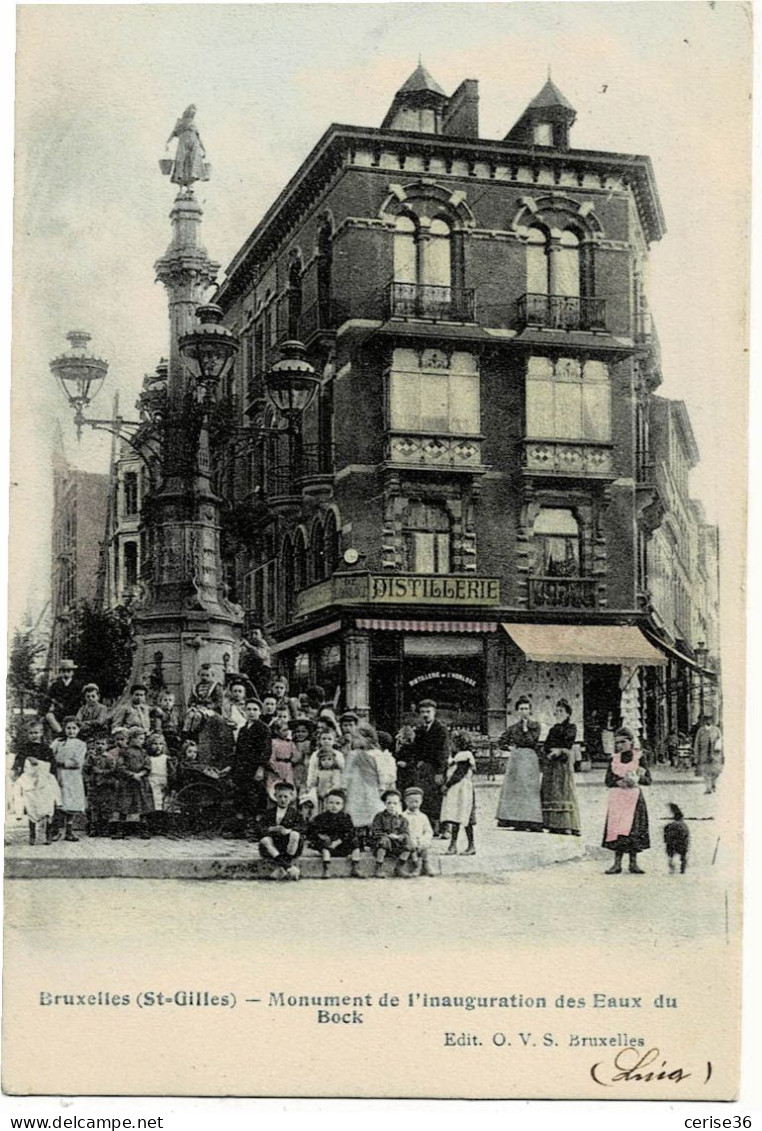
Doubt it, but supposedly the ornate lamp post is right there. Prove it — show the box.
[179,303,238,400]
[50,331,166,486]
[49,332,109,439]
[264,340,320,483]
[50,108,321,709]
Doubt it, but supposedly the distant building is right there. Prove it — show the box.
[209,64,718,749]
[47,432,109,673]
[101,432,145,611]
[639,396,720,745]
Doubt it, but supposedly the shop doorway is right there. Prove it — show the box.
[402,656,485,731]
[369,661,402,736]
[583,665,622,762]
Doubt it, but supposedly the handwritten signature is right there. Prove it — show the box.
[591,1048,713,1087]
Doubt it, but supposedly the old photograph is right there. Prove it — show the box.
[3,1,752,1100]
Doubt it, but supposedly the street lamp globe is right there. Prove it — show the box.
[179,303,239,395]
[50,331,109,438]
[265,340,319,416]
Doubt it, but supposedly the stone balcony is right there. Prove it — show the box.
[522,438,614,479]
[385,432,486,473]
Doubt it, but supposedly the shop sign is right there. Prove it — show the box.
[370,575,500,606]
[408,671,478,688]
[297,573,501,616]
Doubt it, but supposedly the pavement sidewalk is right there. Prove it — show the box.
[4,770,708,881]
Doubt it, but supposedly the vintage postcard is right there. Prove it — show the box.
[3,1,752,1100]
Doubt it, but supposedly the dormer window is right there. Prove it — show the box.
[533,121,553,146]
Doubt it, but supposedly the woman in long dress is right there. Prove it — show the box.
[540,699,581,836]
[495,697,543,831]
[602,727,651,874]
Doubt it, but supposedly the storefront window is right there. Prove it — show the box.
[317,643,341,700]
[291,651,310,694]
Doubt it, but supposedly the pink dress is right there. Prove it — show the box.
[268,737,297,794]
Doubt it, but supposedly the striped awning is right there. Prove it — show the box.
[270,619,343,655]
[356,619,497,633]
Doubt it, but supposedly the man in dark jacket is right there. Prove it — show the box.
[41,659,84,738]
[229,699,272,836]
[410,699,451,832]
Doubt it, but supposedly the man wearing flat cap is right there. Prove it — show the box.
[41,659,84,738]
[410,699,451,833]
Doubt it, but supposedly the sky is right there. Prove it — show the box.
[8,1,752,631]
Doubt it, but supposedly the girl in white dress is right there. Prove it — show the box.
[440,733,476,856]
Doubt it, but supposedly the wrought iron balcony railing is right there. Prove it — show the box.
[633,311,662,376]
[386,282,475,323]
[265,442,335,500]
[529,576,598,610]
[297,300,339,342]
[517,293,607,332]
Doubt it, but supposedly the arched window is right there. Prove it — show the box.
[287,258,303,339]
[422,217,451,287]
[533,509,580,576]
[294,531,308,594]
[317,222,333,327]
[556,229,580,298]
[393,215,417,284]
[267,291,277,348]
[526,226,549,295]
[323,511,339,575]
[403,500,451,574]
[310,517,326,583]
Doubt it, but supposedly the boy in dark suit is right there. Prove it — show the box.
[258,781,304,880]
[307,789,363,879]
[230,699,272,837]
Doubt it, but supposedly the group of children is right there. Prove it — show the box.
[11,712,175,844]
[10,674,478,880]
[258,780,437,880]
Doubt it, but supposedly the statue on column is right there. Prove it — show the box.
[164,105,209,188]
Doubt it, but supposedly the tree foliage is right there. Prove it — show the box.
[7,629,46,710]
[70,601,136,703]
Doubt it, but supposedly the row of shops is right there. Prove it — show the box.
[270,611,718,759]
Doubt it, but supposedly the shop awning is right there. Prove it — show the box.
[501,623,667,666]
[643,632,718,680]
[356,619,498,633]
[270,620,343,655]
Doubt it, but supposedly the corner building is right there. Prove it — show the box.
[216,66,717,750]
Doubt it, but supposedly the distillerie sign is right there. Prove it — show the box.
[296,573,501,618]
[369,574,500,606]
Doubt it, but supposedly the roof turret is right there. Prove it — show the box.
[505,76,576,149]
[381,60,448,133]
